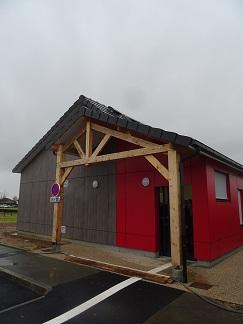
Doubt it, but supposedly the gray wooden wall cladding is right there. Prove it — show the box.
[17,150,56,236]
[17,149,116,245]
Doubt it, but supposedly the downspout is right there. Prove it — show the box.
[179,146,200,283]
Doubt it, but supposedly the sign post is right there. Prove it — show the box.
[50,183,61,203]
[51,144,64,244]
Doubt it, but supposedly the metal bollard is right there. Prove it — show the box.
[172,266,183,282]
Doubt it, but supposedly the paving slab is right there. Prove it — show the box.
[58,241,167,271]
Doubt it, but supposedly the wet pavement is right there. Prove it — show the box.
[68,285,243,324]
[66,280,183,324]
[0,276,39,312]
[0,244,99,287]
[0,244,243,323]
[144,293,243,324]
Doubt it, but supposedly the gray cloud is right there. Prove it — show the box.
[1,0,243,197]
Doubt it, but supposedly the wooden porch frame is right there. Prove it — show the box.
[52,119,182,266]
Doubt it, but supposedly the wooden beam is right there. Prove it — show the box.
[168,150,182,266]
[145,155,169,180]
[59,145,171,168]
[63,128,86,152]
[91,122,163,148]
[51,144,59,153]
[86,120,92,157]
[73,139,85,158]
[90,134,111,159]
[52,145,64,244]
[60,167,73,186]
[65,255,173,284]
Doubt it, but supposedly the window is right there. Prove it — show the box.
[215,171,229,200]
[238,190,243,226]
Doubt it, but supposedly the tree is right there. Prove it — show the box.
[0,191,8,199]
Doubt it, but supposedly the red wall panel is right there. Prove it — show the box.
[116,140,168,252]
[205,160,243,260]
[188,157,211,260]
[115,146,211,257]
[116,156,167,252]
[115,140,243,261]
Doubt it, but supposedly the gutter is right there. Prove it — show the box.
[179,146,200,283]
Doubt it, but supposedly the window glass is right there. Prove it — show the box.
[215,172,228,200]
[238,190,243,225]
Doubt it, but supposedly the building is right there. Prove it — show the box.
[13,95,243,266]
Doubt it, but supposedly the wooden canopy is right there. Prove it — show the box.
[52,118,182,266]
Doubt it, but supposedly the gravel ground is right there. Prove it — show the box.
[0,229,52,250]
[185,250,243,305]
[0,224,16,234]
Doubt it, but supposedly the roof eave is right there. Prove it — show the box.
[12,95,243,175]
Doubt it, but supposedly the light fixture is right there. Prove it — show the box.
[142,177,150,187]
[92,180,99,189]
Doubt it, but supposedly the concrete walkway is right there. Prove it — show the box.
[54,240,168,271]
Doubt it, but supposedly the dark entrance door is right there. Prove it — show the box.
[157,185,195,260]
[184,197,194,260]
[157,187,171,257]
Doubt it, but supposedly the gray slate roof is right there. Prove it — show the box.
[13,95,243,173]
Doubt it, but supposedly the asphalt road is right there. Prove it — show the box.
[0,273,181,324]
[0,245,243,323]
[0,276,39,312]
[1,272,243,324]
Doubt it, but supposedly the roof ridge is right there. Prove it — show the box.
[12,95,243,174]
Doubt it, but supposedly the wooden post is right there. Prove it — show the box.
[86,120,92,157]
[168,150,182,266]
[52,145,64,244]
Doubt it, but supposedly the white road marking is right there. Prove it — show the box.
[43,277,140,324]
[43,263,170,324]
[148,262,172,274]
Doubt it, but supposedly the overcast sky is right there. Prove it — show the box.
[1,0,243,197]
